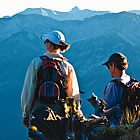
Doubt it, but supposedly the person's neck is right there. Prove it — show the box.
[114,70,126,79]
[47,48,60,54]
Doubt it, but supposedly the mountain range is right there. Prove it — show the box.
[13,6,110,21]
[0,7,140,139]
[3,6,140,21]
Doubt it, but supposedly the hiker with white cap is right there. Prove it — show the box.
[21,30,81,130]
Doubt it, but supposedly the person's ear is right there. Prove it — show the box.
[47,42,52,48]
[112,63,116,70]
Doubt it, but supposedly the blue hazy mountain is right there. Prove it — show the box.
[18,6,110,21]
[1,11,140,44]
[129,10,140,15]
[0,10,140,139]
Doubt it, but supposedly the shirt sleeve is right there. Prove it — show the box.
[65,64,80,109]
[21,58,38,118]
[103,82,123,110]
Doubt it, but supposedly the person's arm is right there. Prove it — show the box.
[65,64,87,120]
[21,59,38,127]
[66,65,80,109]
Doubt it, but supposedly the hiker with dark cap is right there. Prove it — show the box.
[102,52,131,125]
[21,30,81,129]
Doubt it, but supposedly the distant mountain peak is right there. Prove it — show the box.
[70,6,80,12]
[40,7,48,16]
[3,16,11,18]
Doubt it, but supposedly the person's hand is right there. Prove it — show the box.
[22,117,29,128]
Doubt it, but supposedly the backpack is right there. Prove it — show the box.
[35,56,66,104]
[112,77,140,125]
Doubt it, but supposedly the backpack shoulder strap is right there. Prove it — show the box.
[40,56,63,70]
[130,77,138,82]
[111,79,127,89]
[111,79,128,101]
[111,79,128,125]
[39,55,62,72]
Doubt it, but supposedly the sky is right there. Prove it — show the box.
[0,0,140,18]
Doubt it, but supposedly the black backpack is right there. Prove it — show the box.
[112,77,140,125]
[35,56,67,104]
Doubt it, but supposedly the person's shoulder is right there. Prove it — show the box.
[63,60,71,65]
[30,57,41,64]
[108,81,117,86]
[109,79,125,91]
[107,80,121,89]
[65,60,75,69]
[29,56,42,70]
[104,80,122,95]
[61,60,75,74]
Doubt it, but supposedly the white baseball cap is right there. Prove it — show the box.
[41,30,65,45]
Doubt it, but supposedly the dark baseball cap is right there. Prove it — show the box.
[103,53,127,66]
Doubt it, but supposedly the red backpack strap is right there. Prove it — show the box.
[40,55,63,75]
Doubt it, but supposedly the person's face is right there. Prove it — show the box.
[108,63,116,78]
